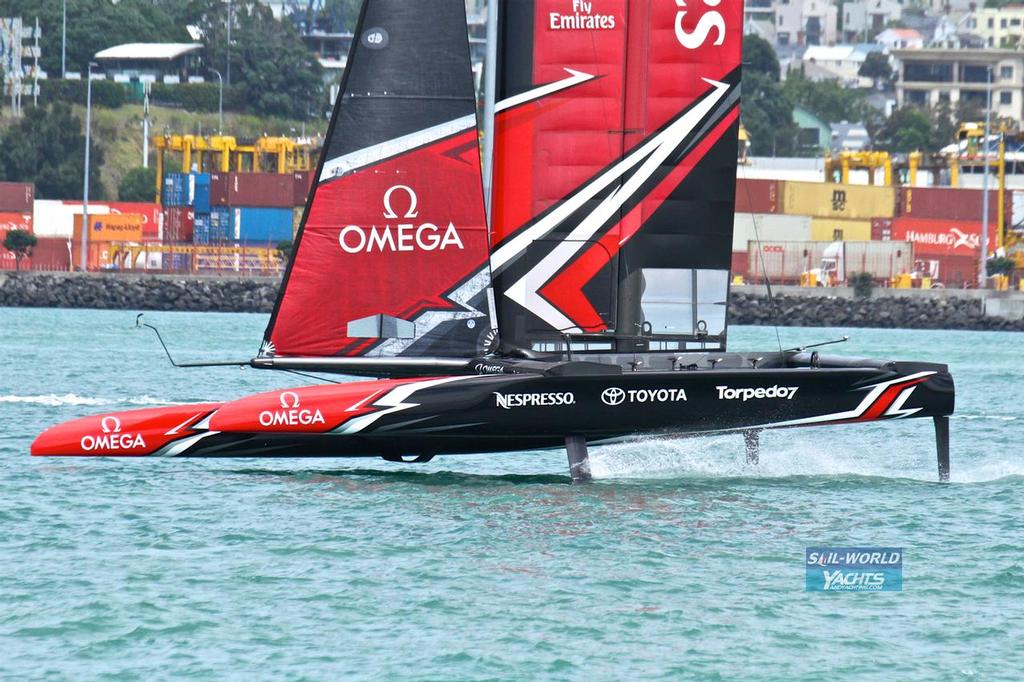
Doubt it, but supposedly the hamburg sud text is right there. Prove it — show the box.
[805,547,903,592]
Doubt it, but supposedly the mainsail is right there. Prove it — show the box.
[262,0,492,358]
[489,0,743,353]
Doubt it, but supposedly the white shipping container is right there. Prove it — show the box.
[32,200,110,237]
[747,240,913,284]
[733,213,811,251]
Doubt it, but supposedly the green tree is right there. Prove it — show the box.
[783,71,879,126]
[2,229,38,272]
[742,72,799,156]
[858,52,893,87]
[0,103,105,200]
[744,34,781,82]
[874,107,933,152]
[118,166,157,202]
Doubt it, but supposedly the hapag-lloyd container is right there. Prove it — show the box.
[890,217,995,256]
[782,181,895,220]
[735,178,780,214]
[107,202,161,238]
[0,182,34,212]
[898,186,1010,222]
[233,207,293,243]
[72,213,144,242]
[33,201,112,238]
[747,240,912,284]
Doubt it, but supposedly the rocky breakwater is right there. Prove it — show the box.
[730,291,1024,332]
[0,273,280,313]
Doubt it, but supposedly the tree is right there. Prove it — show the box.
[744,35,781,82]
[874,107,933,152]
[0,103,105,200]
[118,167,157,202]
[783,71,880,127]
[858,52,893,88]
[742,71,799,156]
[3,229,38,272]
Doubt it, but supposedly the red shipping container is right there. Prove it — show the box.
[209,172,230,206]
[735,178,779,214]
[162,206,195,243]
[0,181,34,212]
[891,217,996,256]
[914,254,977,287]
[29,236,73,271]
[293,171,313,206]
[207,172,294,208]
[730,251,748,279]
[107,202,162,238]
[871,218,892,241]
[898,186,1011,222]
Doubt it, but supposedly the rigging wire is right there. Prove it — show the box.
[737,162,785,356]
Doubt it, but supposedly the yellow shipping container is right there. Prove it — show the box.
[810,218,873,242]
[782,181,895,219]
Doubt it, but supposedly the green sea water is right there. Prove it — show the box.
[2,307,1022,680]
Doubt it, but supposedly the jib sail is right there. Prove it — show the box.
[262,0,493,358]
[489,0,743,353]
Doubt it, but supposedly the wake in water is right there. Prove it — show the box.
[0,394,186,407]
[587,430,1024,484]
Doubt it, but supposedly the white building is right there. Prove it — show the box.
[894,48,1024,121]
[876,28,924,50]
[775,0,838,46]
[842,0,904,43]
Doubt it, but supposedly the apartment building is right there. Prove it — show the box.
[967,6,1024,48]
[894,48,1024,121]
[775,0,838,46]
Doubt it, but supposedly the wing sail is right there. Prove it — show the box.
[490,0,743,353]
[262,0,493,359]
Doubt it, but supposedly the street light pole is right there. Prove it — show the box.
[211,68,224,134]
[61,0,67,78]
[226,0,232,87]
[979,66,992,288]
[80,62,97,272]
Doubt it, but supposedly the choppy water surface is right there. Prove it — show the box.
[2,307,1022,680]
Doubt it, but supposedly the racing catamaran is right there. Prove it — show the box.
[32,0,955,481]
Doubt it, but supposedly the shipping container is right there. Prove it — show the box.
[210,173,294,208]
[732,213,810,251]
[73,213,144,243]
[163,206,195,242]
[292,206,304,237]
[747,240,912,284]
[0,210,33,234]
[0,181,34,212]
[914,254,978,287]
[233,206,293,243]
[898,186,1010,222]
[163,172,210,210]
[193,173,211,213]
[210,206,233,242]
[28,236,72,271]
[730,251,748,279]
[734,178,779,214]
[810,217,872,242]
[782,181,895,220]
[32,201,111,238]
[890,217,996,256]
[106,202,162,238]
[871,218,893,241]
[193,212,212,245]
[70,241,116,271]
[293,171,312,207]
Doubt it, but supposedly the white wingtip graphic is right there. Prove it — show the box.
[495,69,597,113]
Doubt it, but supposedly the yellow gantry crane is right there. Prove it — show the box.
[152,134,319,199]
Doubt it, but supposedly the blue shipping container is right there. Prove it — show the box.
[209,206,233,242]
[162,172,189,207]
[193,212,211,245]
[192,173,211,213]
[233,207,293,244]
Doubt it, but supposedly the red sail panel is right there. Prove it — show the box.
[490,0,743,351]
[262,0,492,359]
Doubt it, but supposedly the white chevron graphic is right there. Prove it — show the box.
[493,78,732,332]
[335,376,476,434]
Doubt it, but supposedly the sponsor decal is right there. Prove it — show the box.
[716,385,798,401]
[674,0,726,49]
[904,228,979,251]
[549,0,616,30]
[494,392,575,409]
[475,362,511,375]
[361,27,389,49]
[258,391,326,427]
[806,547,903,592]
[80,416,147,452]
[601,387,687,406]
[339,185,464,254]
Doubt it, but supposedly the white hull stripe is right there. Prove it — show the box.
[335,376,478,435]
[319,69,596,182]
